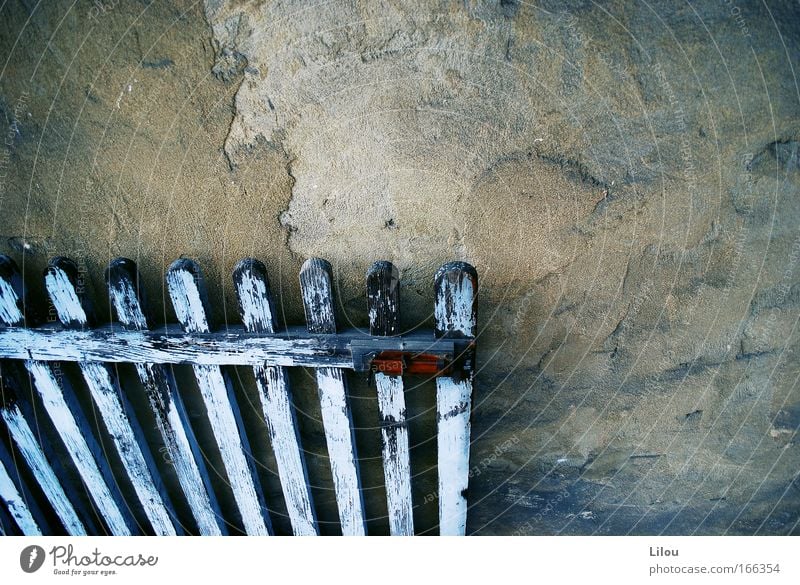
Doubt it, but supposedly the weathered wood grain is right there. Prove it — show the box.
[107,258,226,535]
[300,258,366,536]
[167,258,272,535]
[0,325,458,368]
[46,258,179,536]
[0,366,87,535]
[234,258,318,536]
[0,255,26,327]
[367,261,400,336]
[434,262,477,536]
[367,261,414,536]
[25,361,137,535]
[0,255,134,535]
[0,438,46,535]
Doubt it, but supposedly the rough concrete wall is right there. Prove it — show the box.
[0,0,799,534]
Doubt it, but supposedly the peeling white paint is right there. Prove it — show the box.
[168,261,271,535]
[0,278,23,324]
[193,364,270,535]
[0,459,41,535]
[43,268,85,325]
[1,266,132,535]
[300,258,366,535]
[316,367,366,536]
[137,363,225,536]
[162,374,225,535]
[25,361,132,535]
[434,275,475,338]
[80,362,177,536]
[436,377,471,536]
[236,261,317,535]
[299,259,337,333]
[108,274,148,330]
[375,372,413,536]
[236,272,271,332]
[47,264,177,536]
[0,326,351,367]
[257,365,318,535]
[167,268,210,333]
[110,264,225,535]
[434,263,476,536]
[1,405,86,535]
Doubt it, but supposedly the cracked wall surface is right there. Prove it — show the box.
[0,0,799,534]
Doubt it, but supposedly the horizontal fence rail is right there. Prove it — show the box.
[0,254,477,536]
[0,327,467,368]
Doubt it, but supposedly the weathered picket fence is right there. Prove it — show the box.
[0,254,477,536]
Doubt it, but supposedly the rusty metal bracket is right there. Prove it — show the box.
[349,336,474,379]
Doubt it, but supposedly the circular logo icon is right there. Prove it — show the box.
[19,545,46,573]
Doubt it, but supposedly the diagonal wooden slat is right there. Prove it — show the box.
[0,438,47,535]
[367,261,414,536]
[167,258,272,535]
[434,262,477,536]
[300,258,366,536]
[107,258,226,535]
[45,257,179,536]
[0,255,135,535]
[0,363,87,535]
[234,258,318,536]
[0,495,11,534]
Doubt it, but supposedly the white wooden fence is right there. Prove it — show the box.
[0,254,477,536]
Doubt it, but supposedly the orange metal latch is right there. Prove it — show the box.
[369,351,449,376]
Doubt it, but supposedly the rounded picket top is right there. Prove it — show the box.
[299,257,337,334]
[366,260,400,336]
[106,257,150,330]
[233,257,269,282]
[434,261,478,339]
[0,255,25,327]
[233,257,279,333]
[106,257,139,287]
[44,256,93,327]
[166,257,213,333]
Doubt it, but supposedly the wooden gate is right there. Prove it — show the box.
[0,255,477,536]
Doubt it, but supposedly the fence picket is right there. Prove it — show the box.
[0,364,87,535]
[0,255,135,535]
[234,258,318,536]
[434,262,477,536]
[45,258,179,536]
[166,258,272,535]
[300,258,366,536]
[367,261,414,536]
[107,258,226,535]
[0,437,47,535]
[0,496,10,534]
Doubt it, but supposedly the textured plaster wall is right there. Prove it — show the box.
[0,0,799,534]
